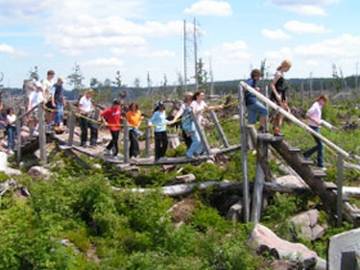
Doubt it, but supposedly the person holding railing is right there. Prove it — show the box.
[191,90,223,126]
[126,103,143,159]
[148,101,173,161]
[270,60,292,136]
[303,95,329,170]
[172,92,194,149]
[101,99,121,159]
[245,69,268,133]
[78,90,98,147]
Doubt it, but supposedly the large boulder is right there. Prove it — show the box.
[28,166,51,180]
[290,209,326,241]
[248,223,318,268]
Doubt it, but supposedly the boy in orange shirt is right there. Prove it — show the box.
[126,103,143,158]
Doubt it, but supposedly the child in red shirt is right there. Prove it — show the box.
[101,100,121,158]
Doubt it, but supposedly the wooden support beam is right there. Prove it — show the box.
[67,109,76,147]
[209,110,230,148]
[191,110,211,156]
[239,85,250,222]
[38,104,47,164]
[145,120,151,158]
[337,154,344,226]
[16,118,21,164]
[123,119,129,164]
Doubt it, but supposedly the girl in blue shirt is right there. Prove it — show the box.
[149,102,172,161]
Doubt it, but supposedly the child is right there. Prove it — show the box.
[148,101,171,161]
[6,108,16,154]
[245,69,268,132]
[270,59,292,136]
[101,100,121,159]
[303,95,329,170]
[126,103,143,159]
[181,104,203,159]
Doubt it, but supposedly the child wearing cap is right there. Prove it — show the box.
[101,99,122,159]
[148,102,173,161]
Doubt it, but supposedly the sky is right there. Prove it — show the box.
[0,0,359,88]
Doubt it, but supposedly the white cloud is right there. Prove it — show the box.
[83,57,123,68]
[184,0,232,16]
[262,28,291,40]
[0,43,17,55]
[208,40,251,63]
[294,34,360,59]
[269,0,339,16]
[284,20,328,34]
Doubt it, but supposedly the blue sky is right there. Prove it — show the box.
[0,0,359,87]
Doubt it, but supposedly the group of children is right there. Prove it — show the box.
[245,59,329,170]
[1,62,331,169]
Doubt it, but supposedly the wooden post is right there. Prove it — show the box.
[67,109,76,147]
[191,110,211,156]
[239,85,250,222]
[337,154,344,226]
[209,110,230,148]
[38,103,47,164]
[16,118,22,164]
[145,120,151,157]
[265,85,269,133]
[251,139,267,223]
[123,119,129,163]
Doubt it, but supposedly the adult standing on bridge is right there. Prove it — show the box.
[52,77,65,129]
[79,90,97,147]
[42,70,56,129]
[303,95,329,170]
[270,60,292,136]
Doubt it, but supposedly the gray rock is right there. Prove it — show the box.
[275,175,309,190]
[28,166,51,180]
[248,223,318,268]
[226,201,243,222]
[290,209,326,241]
[329,228,360,270]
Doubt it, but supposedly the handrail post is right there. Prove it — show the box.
[336,154,344,226]
[209,110,230,148]
[265,85,269,133]
[239,85,250,223]
[145,120,151,158]
[123,119,129,163]
[38,103,47,165]
[16,118,22,164]
[191,111,211,156]
[67,108,76,147]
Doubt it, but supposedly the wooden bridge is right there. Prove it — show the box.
[12,82,360,226]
